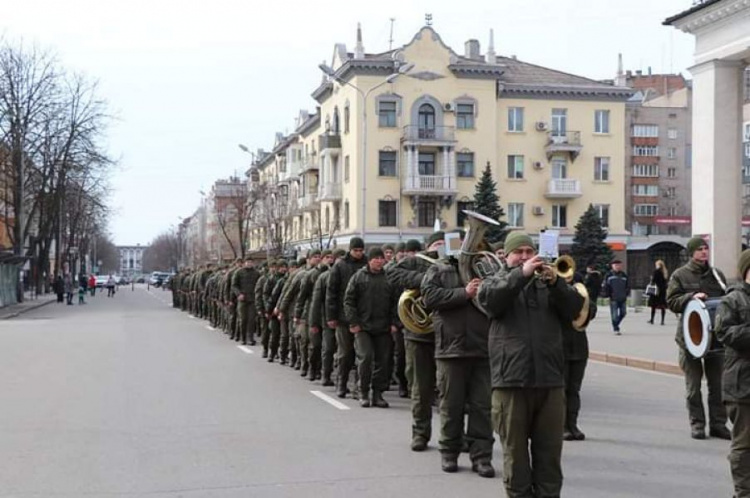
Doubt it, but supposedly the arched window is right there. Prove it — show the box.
[333,107,340,134]
[344,103,350,133]
[418,104,436,139]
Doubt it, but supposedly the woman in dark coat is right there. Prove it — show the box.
[53,275,64,303]
[647,259,668,325]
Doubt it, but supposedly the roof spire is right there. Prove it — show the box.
[354,22,365,59]
[486,28,496,64]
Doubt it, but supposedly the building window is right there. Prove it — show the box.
[457,201,475,227]
[378,101,397,127]
[551,108,567,137]
[744,122,750,141]
[667,167,677,178]
[594,110,610,134]
[668,206,677,216]
[668,128,678,139]
[457,152,474,177]
[594,157,610,181]
[344,201,350,229]
[666,187,676,198]
[456,103,475,129]
[745,142,750,159]
[379,200,397,226]
[344,105,350,133]
[632,164,659,177]
[345,155,350,183]
[418,200,436,227]
[667,147,676,159]
[507,155,524,179]
[633,145,659,157]
[634,204,658,216]
[632,124,659,137]
[418,153,435,175]
[508,107,524,132]
[379,151,397,177]
[508,203,524,227]
[593,204,609,228]
[633,185,659,196]
[552,205,567,228]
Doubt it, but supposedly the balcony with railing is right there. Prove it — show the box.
[402,174,457,195]
[320,182,342,201]
[319,133,341,151]
[544,178,582,199]
[301,157,319,173]
[545,131,583,161]
[298,192,320,211]
[401,125,456,144]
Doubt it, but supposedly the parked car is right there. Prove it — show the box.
[95,275,109,288]
[117,276,129,285]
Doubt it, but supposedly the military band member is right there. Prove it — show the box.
[382,244,395,264]
[327,237,368,399]
[667,236,730,440]
[421,245,495,478]
[714,248,750,497]
[478,231,585,497]
[232,256,260,345]
[344,247,398,408]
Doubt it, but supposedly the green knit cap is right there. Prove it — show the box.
[687,236,708,255]
[739,249,750,280]
[504,231,535,254]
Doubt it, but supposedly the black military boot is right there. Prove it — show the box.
[570,425,586,441]
[709,426,731,440]
[322,376,334,387]
[371,391,389,408]
[262,350,268,359]
[441,453,458,473]
[471,460,495,478]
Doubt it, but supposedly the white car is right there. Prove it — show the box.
[95,276,109,288]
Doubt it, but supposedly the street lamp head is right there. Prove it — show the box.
[318,63,336,78]
[238,144,249,153]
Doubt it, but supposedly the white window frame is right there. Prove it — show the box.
[632,164,660,177]
[593,203,610,228]
[633,185,659,196]
[594,110,610,134]
[508,107,524,132]
[667,167,677,178]
[633,145,659,157]
[667,147,677,159]
[668,128,678,139]
[594,157,610,181]
[632,124,659,137]
[551,204,567,228]
[508,203,524,228]
[634,204,658,216]
[507,155,524,179]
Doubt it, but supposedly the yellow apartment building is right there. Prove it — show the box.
[248,24,632,254]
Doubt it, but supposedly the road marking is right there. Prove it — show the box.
[237,345,254,354]
[310,390,350,410]
[205,326,216,331]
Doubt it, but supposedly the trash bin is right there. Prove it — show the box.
[630,289,644,310]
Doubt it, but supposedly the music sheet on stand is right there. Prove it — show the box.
[539,230,560,260]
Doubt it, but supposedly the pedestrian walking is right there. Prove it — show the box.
[603,260,629,335]
[88,274,96,297]
[64,273,74,305]
[647,260,669,325]
[106,275,116,297]
[54,274,64,303]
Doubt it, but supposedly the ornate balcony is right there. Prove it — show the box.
[402,175,457,195]
[401,125,456,145]
[545,131,583,161]
[299,192,320,212]
[544,179,582,199]
[301,158,319,173]
[320,182,342,201]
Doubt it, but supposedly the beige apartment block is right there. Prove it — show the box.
[248,24,632,254]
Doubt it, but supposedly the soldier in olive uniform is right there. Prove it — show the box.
[277,259,305,369]
[293,250,323,378]
[255,263,271,357]
[388,236,440,451]
[344,247,398,408]
[223,261,239,338]
[422,240,494,478]
[667,236,730,440]
[478,232,585,497]
[327,237,368,398]
[715,249,750,497]
[267,260,289,363]
[232,256,260,345]
[310,249,346,386]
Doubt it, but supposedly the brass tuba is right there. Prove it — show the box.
[397,253,438,334]
[458,210,504,315]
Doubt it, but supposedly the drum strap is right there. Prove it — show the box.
[711,267,727,293]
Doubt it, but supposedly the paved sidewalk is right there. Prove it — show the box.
[587,304,683,375]
[0,293,56,320]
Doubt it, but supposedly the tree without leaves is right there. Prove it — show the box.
[142,231,179,273]
[472,161,507,242]
[570,204,614,274]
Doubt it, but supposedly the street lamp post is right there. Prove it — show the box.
[319,62,414,239]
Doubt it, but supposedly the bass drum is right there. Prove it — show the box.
[682,298,721,358]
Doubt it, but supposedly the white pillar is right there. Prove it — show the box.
[689,59,744,275]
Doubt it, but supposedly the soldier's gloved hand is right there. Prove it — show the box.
[694,292,708,301]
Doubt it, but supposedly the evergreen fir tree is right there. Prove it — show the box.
[472,161,507,242]
[570,204,614,273]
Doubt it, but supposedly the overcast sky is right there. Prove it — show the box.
[4,0,696,246]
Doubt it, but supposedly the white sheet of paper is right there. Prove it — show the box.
[538,230,559,259]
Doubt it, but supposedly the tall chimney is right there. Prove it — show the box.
[465,39,480,60]
[486,29,496,64]
[354,23,365,59]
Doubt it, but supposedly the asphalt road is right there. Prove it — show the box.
[0,286,734,497]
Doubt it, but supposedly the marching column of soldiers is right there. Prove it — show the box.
[170,230,608,495]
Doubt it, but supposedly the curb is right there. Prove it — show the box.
[589,351,682,376]
[0,298,56,320]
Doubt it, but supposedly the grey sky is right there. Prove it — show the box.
[4,0,695,245]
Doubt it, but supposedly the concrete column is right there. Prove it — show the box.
[689,59,744,275]
[408,146,416,190]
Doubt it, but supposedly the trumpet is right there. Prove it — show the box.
[534,254,576,283]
